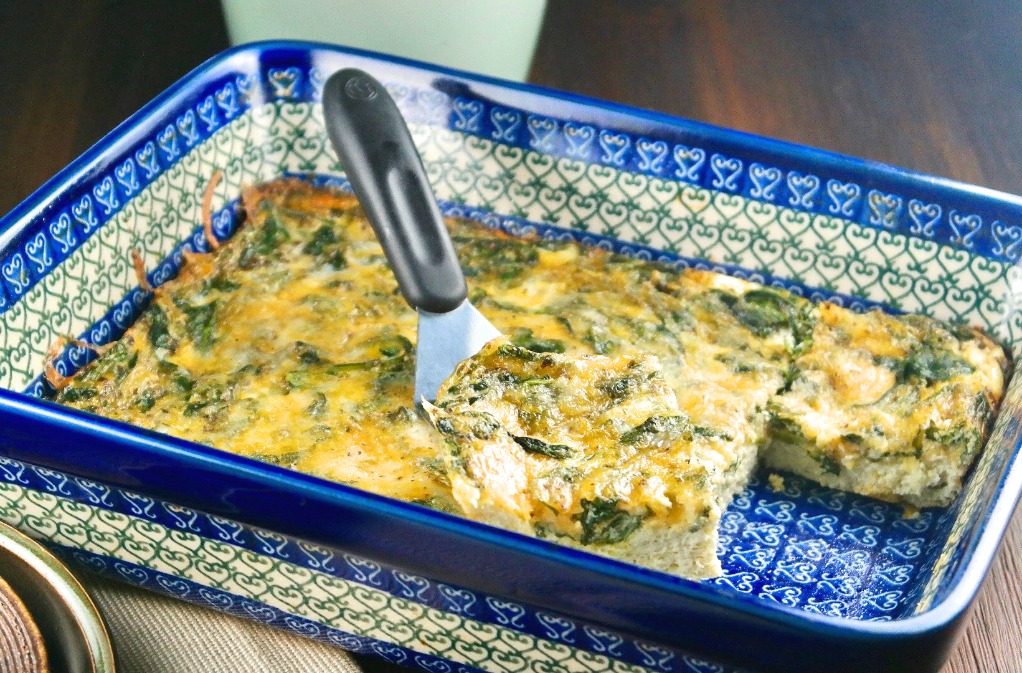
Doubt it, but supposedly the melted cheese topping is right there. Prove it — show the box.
[425,339,722,537]
[54,179,1010,575]
[425,339,729,577]
[765,303,1009,506]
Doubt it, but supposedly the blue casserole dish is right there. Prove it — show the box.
[0,42,1020,673]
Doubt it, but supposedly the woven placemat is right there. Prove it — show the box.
[82,574,363,673]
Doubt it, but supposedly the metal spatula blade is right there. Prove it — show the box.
[323,68,500,402]
[415,302,502,403]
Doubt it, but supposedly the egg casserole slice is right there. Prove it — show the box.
[53,179,1009,579]
[763,303,1007,507]
[425,338,738,578]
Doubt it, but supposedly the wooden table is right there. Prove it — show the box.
[1,1,1019,671]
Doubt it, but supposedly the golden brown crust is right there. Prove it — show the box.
[52,178,1011,578]
[201,169,223,251]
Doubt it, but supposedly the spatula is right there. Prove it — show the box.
[323,68,500,403]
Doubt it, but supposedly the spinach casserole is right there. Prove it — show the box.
[52,179,1009,579]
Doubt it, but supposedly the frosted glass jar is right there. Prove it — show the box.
[220,0,547,81]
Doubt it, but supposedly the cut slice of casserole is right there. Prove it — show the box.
[425,337,758,579]
[762,303,1009,507]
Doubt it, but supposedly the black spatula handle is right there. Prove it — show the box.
[323,68,466,314]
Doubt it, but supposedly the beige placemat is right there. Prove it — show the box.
[82,574,363,673]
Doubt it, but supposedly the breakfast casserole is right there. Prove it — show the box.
[424,340,734,578]
[51,179,1010,579]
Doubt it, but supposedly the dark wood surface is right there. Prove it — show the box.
[1,1,1020,671]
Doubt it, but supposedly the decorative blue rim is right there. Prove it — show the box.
[0,41,1020,673]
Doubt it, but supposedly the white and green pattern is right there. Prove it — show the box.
[2,98,1019,389]
[0,466,695,673]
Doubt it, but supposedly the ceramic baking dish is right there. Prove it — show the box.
[0,43,1020,673]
